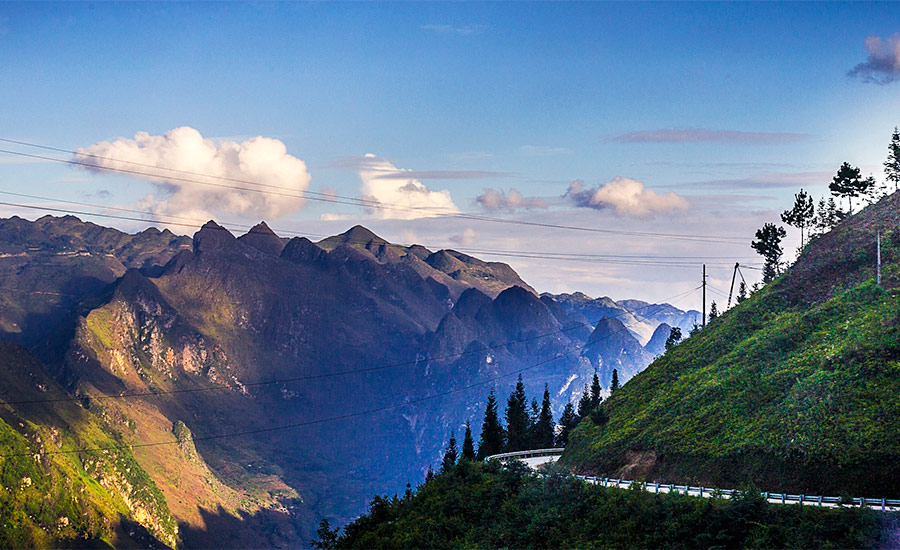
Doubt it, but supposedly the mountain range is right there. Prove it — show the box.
[0,214,698,546]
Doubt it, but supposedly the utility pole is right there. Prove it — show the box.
[877,231,882,287]
[702,264,707,328]
[727,262,739,309]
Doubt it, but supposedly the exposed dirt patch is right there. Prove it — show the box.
[614,450,658,480]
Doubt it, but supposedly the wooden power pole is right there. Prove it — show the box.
[702,264,707,328]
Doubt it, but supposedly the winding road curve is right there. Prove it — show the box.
[485,448,900,512]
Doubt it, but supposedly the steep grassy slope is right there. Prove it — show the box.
[0,342,178,548]
[563,192,900,497]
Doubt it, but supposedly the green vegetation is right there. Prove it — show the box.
[0,343,178,548]
[564,188,900,498]
[326,461,885,549]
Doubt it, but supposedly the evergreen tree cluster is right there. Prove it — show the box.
[471,376,558,460]
[439,373,612,471]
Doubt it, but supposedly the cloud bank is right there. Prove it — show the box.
[565,177,689,217]
[848,34,900,85]
[476,188,548,212]
[75,126,311,221]
[613,128,809,144]
[356,154,460,220]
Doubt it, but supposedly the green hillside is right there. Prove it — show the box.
[563,192,900,498]
[0,342,178,548]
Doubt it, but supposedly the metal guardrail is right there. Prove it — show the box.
[570,476,900,512]
[484,448,565,462]
[484,449,900,512]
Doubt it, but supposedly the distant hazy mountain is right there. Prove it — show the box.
[545,291,700,345]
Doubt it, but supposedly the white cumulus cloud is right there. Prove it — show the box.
[565,177,689,217]
[75,126,311,221]
[357,154,459,220]
[476,188,547,212]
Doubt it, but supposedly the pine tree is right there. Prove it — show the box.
[532,384,555,449]
[814,196,845,235]
[830,162,872,214]
[441,432,458,472]
[505,375,530,452]
[557,402,578,447]
[736,281,748,303]
[590,372,602,410]
[708,301,719,320]
[461,421,475,461]
[664,326,682,351]
[476,388,505,460]
[610,369,620,393]
[751,222,787,283]
[424,466,435,483]
[576,383,592,418]
[780,188,815,247]
[312,519,339,549]
[886,127,900,191]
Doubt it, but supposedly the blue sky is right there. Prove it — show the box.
[1,2,898,303]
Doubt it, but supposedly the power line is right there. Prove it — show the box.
[0,142,750,244]
[0,289,700,458]
[1,286,702,407]
[0,197,761,269]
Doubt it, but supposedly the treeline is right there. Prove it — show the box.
[750,127,900,285]
[433,371,618,476]
[316,460,885,549]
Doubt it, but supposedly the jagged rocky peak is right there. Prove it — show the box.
[588,316,633,342]
[479,285,557,334]
[406,244,432,260]
[452,288,491,318]
[317,224,387,250]
[193,220,236,253]
[425,249,468,273]
[539,295,568,324]
[645,322,672,356]
[281,236,327,265]
[237,221,286,256]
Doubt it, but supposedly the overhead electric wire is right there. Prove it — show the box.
[0,196,762,269]
[0,141,751,244]
[0,286,703,407]
[0,288,701,458]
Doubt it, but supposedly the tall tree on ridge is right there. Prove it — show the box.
[709,301,719,320]
[781,188,815,247]
[665,326,683,351]
[589,372,602,410]
[830,162,872,214]
[441,432,458,472]
[577,383,592,418]
[751,222,787,283]
[461,421,475,461]
[476,388,505,460]
[610,369,620,393]
[886,127,900,191]
[505,375,530,452]
[533,384,555,449]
